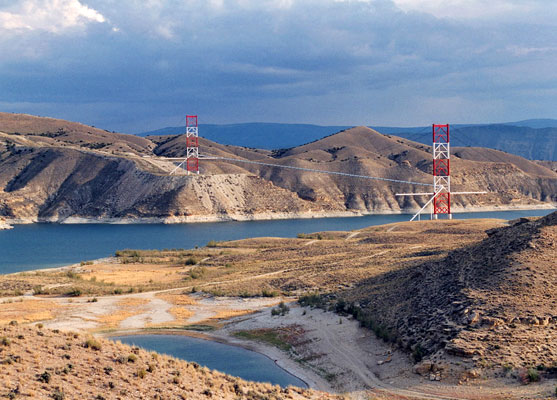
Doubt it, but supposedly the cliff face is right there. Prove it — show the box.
[0,113,555,223]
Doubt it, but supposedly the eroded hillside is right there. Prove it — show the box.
[1,113,556,223]
[339,211,557,377]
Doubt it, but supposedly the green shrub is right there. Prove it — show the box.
[127,354,137,363]
[335,299,346,313]
[527,368,540,382]
[65,270,81,280]
[271,302,290,316]
[0,337,10,346]
[38,371,51,383]
[412,344,426,363]
[206,240,218,248]
[187,267,206,280]
[32,285,45,295]
[51,388,64,400]
[184,257,198,266]
[84,338,101,351]
[137,368,146,379]
[262,289,279,298]
[66,288,82,297]
[298,293,323,308]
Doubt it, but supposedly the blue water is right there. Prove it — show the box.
[0,209,554,273]
[111,334,307,388]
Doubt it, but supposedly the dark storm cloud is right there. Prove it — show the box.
[0,0,556,131]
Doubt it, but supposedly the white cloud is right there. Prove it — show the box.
[0,0,106,33]
[391,0,528,18]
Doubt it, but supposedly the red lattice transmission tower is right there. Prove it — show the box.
[433,124,450,218]
[186,115,199,174]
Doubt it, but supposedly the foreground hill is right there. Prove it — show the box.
[0,113,555,223]
[340,211,557,376]
[0,324,332,400]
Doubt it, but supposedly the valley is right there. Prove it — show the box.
[2,213,556,399]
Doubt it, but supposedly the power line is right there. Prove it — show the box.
[200,155,434,187]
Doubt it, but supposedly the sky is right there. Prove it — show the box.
[0,0,556,133]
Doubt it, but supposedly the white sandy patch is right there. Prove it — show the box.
[186,295,282,324]
[119,294,174,329]
[209,303,469,399]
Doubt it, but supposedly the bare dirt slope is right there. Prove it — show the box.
[339,211,557,377]
[1,113,556,222]
[152,126,557,212]
[0,324,336,400]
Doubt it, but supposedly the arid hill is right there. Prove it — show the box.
[339,211,557,377]
[0,324,333,399]
[1,113,555,223]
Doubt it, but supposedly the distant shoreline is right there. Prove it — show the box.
[3,203,556,227]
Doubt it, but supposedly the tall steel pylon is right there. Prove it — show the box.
[396,123,486,221]
[433,124,451,218]
[186,115,199,175]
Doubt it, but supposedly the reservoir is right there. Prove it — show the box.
[0,209,554,273]
[111,334,307,388]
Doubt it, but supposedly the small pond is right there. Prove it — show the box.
[111,334,307,388]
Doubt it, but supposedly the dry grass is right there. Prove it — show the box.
[156,292,197,305]
[96,310,137,328]
[81,263,184,286]
[0,324,337,399]
[0,299,64,324]
[168,306,194,322]
[208,309,255,321]
[0,219,506,301]
[117,298,149,308]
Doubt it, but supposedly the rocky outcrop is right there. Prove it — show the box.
[344,211,557,373]
[0,219,12,230]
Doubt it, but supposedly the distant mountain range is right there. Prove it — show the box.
[137,119,557,161]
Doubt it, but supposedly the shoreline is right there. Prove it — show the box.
[4,203,556,226]
[101,327,314,390]
[0,221,13,230]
